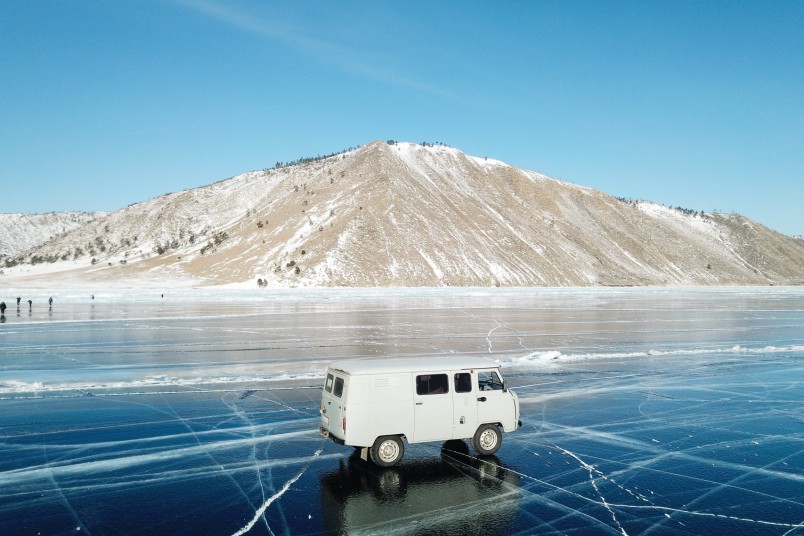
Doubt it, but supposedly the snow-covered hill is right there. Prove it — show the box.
[0,212,104,257]
[4,142,804,288]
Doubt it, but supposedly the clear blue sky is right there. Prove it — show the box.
[2,1,803,235]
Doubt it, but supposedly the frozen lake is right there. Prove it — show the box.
[1,287,802,535]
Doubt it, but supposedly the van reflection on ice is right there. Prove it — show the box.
[320,357,522,466]
[320,442,522,535]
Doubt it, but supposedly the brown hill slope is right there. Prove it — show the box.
[5,141,804,287]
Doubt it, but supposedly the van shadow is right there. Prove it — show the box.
[319,440,521,535]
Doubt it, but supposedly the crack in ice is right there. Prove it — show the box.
[230,448,322,536]
[554,446,629,536]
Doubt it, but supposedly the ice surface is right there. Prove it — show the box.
[0,287,802,534]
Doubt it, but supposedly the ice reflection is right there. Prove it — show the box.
[320,441,521,535]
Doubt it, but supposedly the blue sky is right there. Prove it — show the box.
[2,1,803,235]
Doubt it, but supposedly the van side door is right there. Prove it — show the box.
[413,373,453,443]
[452,371,477,439]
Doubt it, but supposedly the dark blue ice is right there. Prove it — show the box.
[1,288,802,535]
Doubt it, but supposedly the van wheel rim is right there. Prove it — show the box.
[479,429,498,450]
[378,440,400,462]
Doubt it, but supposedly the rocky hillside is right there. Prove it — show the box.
[4,141,804,288]
[0,212,103,257]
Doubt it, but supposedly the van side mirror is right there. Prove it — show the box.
[503,379,508,392]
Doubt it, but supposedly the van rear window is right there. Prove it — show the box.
[324,373,334,393]
[333,377,345,398]
[416,374,449,395]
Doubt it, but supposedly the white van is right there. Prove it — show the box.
[319,356,521,466]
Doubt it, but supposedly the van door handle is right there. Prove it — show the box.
[415,402,423,406]
[477,397,487,402]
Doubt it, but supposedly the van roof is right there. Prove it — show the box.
[327,356,500,376]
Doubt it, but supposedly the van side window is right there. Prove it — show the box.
[416,374,449,395]
[325,373,334,393]
[478,371,504,391]
[333,377,345,398]
[454,372,472,393]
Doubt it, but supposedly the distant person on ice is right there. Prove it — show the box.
[17,297,21,308]
[49,297,53,308]
[0,302,6,316]
[28,299,32,310]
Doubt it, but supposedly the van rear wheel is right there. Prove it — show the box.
[370,435,404,467]
[472,424,502,456]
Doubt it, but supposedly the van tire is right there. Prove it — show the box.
[472,424,502,456]
[370,435,404,467]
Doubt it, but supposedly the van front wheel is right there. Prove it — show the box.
[370,435,404,467]
[472,424,502,456]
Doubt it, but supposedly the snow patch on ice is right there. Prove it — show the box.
[0,371,325,396]
[499,344,804,367]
